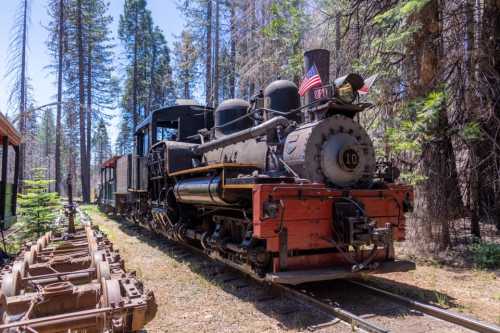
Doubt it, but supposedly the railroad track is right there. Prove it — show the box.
[280,280,500,333]
[349,280,500,333]
[110,214,500,333]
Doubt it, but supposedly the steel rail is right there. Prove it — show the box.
[274,283,389,333]
[349,280,500,333]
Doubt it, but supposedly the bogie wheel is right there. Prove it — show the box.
[97,261,111,281]
[24,246,38,265]
[92,250,105,268]
[12,261,29,278]
[101,278,124,332]
[37,238,45,251]
[1,270,22,297]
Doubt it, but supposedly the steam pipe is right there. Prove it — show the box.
[193,116,289,154]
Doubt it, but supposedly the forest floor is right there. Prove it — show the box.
[81,205,500,332]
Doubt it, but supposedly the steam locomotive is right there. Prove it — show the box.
[98,49,414,284]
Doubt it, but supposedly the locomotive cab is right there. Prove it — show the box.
[130,102,214,192]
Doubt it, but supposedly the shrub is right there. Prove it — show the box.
[470,242,500,269]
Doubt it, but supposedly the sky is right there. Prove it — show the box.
[0,0,185,146]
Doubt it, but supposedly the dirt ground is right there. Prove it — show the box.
[368,255,500,325]
[82,205,500,332]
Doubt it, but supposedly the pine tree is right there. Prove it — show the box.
[119,0,152,128]
[6,0,31,188]
[47,0,116,201]
[37,109,56,190]
[173,30,198,99]
[17,168,61,238]
[92,119,112,166]
[46,0,65,195]
[117,0,175,153]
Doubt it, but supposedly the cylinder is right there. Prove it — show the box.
[303,49,330,104]
[174,176,235,206]
[214,99,251,137]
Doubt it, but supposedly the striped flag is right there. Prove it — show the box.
[298,64,323,96]
[358,74,378,95]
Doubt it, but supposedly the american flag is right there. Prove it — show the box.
[298,64,323,96]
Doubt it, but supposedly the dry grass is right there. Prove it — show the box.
[369,246,500,325]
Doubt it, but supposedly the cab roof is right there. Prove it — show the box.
[134,104,212,135]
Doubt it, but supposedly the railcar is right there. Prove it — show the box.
[0,113,21,247]
[100,49,415,285]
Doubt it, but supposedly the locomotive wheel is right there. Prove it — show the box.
[97,261,111,281]
[1,271,22,297]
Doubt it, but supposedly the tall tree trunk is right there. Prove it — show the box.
[132,2,139,130]
[411,0,463,250]
[86,31,92,197]
[18,0,28,188]
[44,111,50,190]
[205,0,212,107]
[184,80,190,99]
[483,0,500,233]
[148,28,156,114]
[335,11,341,77]
[55,0,64,195]
[465,0,482,239]
[229,2,236,98]
[76,0,89,203]
[214,0,220,107]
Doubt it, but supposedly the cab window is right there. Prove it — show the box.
[137,129,149,156]
[156,120,178,142]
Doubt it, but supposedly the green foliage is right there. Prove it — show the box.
[369,0,431,81]
[17,168,61,237]
[117,0,175,153]
[261,0,308,80]
[374,0,431,24]
[93,118,112,166]
[470,242,500,269]
[173,30,198,99]
[461,121,482,142]
[387,90,445,154]
[385,90,446,184]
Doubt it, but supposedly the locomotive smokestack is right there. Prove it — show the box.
[303,49,330,104]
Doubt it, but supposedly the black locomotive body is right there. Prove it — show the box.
[98,50,414,284]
